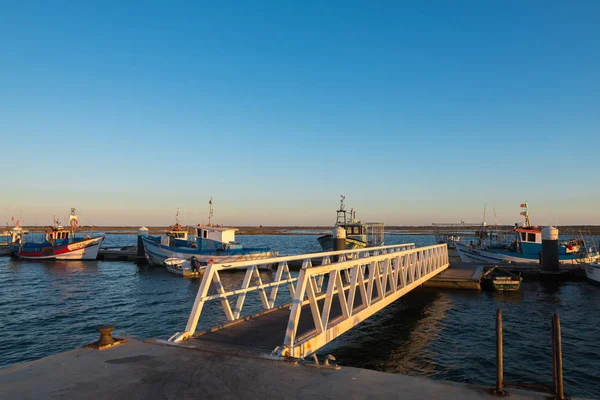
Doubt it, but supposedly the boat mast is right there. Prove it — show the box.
[68,208,79,235]
[336,195,346,227]
[208,198,214,227]
[520,202,530,227]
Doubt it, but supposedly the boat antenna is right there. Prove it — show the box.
[482,204,487,227]
[520,202,530,227]
[493,205,498,226]
[175,207,180,226]
[208,198,214,227]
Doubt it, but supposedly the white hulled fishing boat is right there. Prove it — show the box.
[318,196,384,251]
[16,209,105,260]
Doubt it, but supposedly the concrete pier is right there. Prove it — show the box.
[423,265,484,290]
[97,246,145,261]
[0,338,584,400]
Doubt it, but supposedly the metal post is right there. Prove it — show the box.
[554,314,564,400]
[552,316,557,395]
[495,309,505,395]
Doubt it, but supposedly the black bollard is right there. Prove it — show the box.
[541,226,559,273]
[333,227,346,262]
[137,226,148,257]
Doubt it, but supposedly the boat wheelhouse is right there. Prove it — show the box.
[318,196,384,251]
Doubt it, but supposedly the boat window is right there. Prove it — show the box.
[203,230,208,239]
[527,233,536,242]
[520,232,526,241]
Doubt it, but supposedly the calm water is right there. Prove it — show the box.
[1,234,599,398]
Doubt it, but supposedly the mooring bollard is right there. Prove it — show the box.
[553,314,565,400]
[137,226,148,257]
[541,226,560,273]
[86,324,126,350]
[494,309,505,396]
[98,325,116,346]
[333,227,346,262]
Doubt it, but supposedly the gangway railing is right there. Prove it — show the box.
[170,243,449,359]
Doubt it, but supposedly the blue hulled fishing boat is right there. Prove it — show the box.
[142,200,275,266]
[456,203,599,265]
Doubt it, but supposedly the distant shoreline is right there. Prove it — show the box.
[7,225,600,235]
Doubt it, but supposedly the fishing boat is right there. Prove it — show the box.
[584,261,600,285]
[15,209,105,260]
[318,196,384,251]
[0,219,28,256]
[0,232,11,255]
[142,200,275,266]
[481,266,522,291]
[164,257,205,278]
[455,203,599,265]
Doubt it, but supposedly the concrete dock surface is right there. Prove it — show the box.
[0,338,588,400]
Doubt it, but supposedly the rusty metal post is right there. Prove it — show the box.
[552,316,557,395]
[554,314,564,400]
[495,309,505,395]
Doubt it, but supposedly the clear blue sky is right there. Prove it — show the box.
[1,1,599,226]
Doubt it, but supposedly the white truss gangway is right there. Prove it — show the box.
[166,243,449,359]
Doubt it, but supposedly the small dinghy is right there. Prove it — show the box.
[481,266,522,292]
[164,257,206,278]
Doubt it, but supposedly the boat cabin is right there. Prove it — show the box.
[166,230,188,240]
[195,225,241,251]
[45,228,71,245]
[345,224,365,236]
[160,223,189,246]
[514,227,542,255]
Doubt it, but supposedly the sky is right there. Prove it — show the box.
[1,1,599,226]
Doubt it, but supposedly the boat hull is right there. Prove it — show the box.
[585,263,600,285]
[317,235,367,252]
[0,245,11,256]
[16,236,105,260]
[455,243,598,265]
[482,277,522,291]
[142,236,275,266]
[164,258,205,278]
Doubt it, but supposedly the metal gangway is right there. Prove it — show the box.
[166,243,449,359]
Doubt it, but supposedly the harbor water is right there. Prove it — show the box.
[1,234,599,398]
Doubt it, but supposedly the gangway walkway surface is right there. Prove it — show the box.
[164,243,449,360]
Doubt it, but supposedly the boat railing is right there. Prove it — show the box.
[170,242,417,342]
